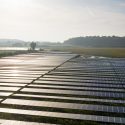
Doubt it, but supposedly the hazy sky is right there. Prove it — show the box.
[0,0,125,42]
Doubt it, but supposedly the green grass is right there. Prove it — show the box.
[0,50,39,58]
[50,46,125,58]
[0,50,26,57]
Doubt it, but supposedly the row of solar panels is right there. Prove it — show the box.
[0,107,124,124]
[33,80,123,88]
[12,93,125,104]
[2,98,125,113]
[28,84,124,92]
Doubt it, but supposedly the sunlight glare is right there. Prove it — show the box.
[11,69,20,77]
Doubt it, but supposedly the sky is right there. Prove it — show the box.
[0,0,125,42]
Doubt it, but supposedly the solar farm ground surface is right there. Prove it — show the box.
[0,52,125,125]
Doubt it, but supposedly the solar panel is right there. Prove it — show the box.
[21,88,125,98]
[0,107,125,124]
[13,93,125,104]
[0,53,125,124]
[0,92,12,96]
[3,99,125,113]
[28,84,124,92]
[0,120,56,125]
[0,79,32,83]
[0,83,27,87]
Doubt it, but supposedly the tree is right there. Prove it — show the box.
[30,42,36,50]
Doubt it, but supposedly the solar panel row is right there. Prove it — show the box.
[3,98,125,113]
[21,88,125,98]
[0,108,124,124]
[13,93,125,104]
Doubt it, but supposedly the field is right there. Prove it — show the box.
[0,50,33,58]
[1,46,125,58]
[50,46,125,58]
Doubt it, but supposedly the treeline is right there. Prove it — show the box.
[0,39,60,48]
[64,36,125,48]
[0,39,29,47]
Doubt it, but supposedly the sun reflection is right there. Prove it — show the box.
[10,70,20,77]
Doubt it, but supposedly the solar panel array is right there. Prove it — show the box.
[0,53,125,125]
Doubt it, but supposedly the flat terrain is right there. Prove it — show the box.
[51,46,125,58]
[0,50,28,58]
[0,52,125,124]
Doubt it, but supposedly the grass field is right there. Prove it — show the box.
[0,50,28,58]
[51,46,125,58]
[1,46,125,58]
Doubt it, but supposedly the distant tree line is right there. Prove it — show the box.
[64,36,125,48]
